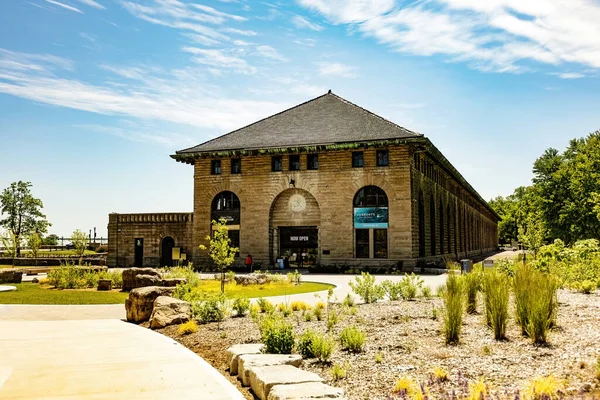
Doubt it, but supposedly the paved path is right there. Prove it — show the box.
[0,319,245,400]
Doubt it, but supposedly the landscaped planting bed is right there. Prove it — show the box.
[158,289,600,399]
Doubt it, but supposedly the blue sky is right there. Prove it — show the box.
[1,0,600,238]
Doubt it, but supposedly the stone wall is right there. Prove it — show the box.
[107,213,193,267]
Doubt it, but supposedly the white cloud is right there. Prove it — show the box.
[317,62,358,78]
[221,27,258,36]
[291,15,323,31]
[183,33,221,46]
[79,32,96,42]
[298,0,600,73]
[298,0,394,23]
[255,45,287,62]
[554,72,585,79]
[182,47,256,74]
[75,0,104,10]
[0,48,282,134]
[44,0,83,14]
[293,38,317,47]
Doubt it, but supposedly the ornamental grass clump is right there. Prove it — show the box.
[443,273,464,344]
[349,272,384,304]
[339,326,366,352]
[297,330,335,362]
[257,297,275,314]
[526,272,558,344]
[259,315,295,354]
[463,270,480,314]
[513,262,536,335]
[482,268,510,340]
[178,320,198,335]
[524,375,561,400]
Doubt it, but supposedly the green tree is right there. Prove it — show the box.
[0,231,20,266]
[27,231,42,267]
[0,181,50,257]
[71,229,88,265]
[43,234,59,246]
[518,214,546,259]
[199,218,239,293]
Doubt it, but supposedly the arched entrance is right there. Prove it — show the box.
[211,191,241,252]
[160,236,175,267]
[353,186,389,259]
[269,189,321,268]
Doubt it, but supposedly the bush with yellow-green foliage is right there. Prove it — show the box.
[297,329,335,362]
[393,377,427,399]
[259,315,295,354]
[277,302,292,317]
[331,362,348,381]
[232,297,250,317]
[430,366,448,383]
[482,268,510,340]
[290,300,310,311]
[257,298,275,314]
[443,273,464,344]
[47,263,102,289]
[314,301,326,310]
[534,239,600,292]
[178,320,198,335]
[339,326,366,352]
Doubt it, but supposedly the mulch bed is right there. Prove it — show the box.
[157,290,600,399]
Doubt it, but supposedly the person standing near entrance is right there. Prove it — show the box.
[245,254,253,273]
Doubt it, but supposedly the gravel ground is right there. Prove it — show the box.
[158,289,600,400]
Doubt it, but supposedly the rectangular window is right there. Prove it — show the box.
[272,156,282,172]
[374,229,388,258]
[355,229,370,258]
[307,154,319,170]
[289,155,300,171]
[377,150,389,167]
[231,158,241,174]
[211,160,221,175]
[352,151,364,168]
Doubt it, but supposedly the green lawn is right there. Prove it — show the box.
[0,281,333,305]
[0,283,129,305]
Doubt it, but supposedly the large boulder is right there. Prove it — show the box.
[234,274,270,286]
[239,354,303,387]
[268,382,346,400]
[134,274,162,288]
[122,268,162,291]
[0,269,22,284]
[125,286,175,323]
[149,296,191,329]
[247,365,323,400]
[226,344,265,375]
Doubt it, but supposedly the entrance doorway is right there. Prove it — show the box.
[161,236,175,267]
[278,227,318,267]
[134,238,144,267]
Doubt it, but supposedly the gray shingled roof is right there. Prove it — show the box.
[176,91,422,154]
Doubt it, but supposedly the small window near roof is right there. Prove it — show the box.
[231,158,241,174]
[377,150,389,167]
[211,160,221,175]
[307,154,319,170]
[272,156,282,172]
[289,155,300,171]
[352,151,364,168]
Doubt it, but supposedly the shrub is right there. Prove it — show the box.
[178,320,198,335]
[443,273,464,344]
[431,366,449,382]
[571,279,597,294]
[303,311,313,322]
[327,308,340,331]
[524,376,561,400]
[47,264,100,289]
[315,301,326,310]
[287,269,302,285]
[259,315,295,354]
[291,301,310,311]
[250,304,260,320]
[297,330,318,358]
[339,326,366,352]
[375,351,383,363]
[393,377,424,398]
[421,285,432,298]
[436,284,446,298]
[232,297,250,317]
[193,294,230,324]
[163,265,200,287]
[466,378,488,400]
[277,303,292,317]
[381,279,403,301]
[98,269,123,289]
[463,271,480,314]
[482,269,510,340]
[349,272,384,303]
[526,273,558,344]
[331,363,347,381]
[399,273,423,300]
[311,335,335,362]
[313,307,323,321]
[257,298,275,314]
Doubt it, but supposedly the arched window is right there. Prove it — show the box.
[353,186,389,208]
[353,186,388,259]
[211,191,240,211]
[430,196,436,256]
[211,191,240,252]
[418,191,426,258]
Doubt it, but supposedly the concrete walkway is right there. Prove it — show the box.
[0,319,245,399]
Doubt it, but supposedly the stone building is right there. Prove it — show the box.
[107,91,499,269]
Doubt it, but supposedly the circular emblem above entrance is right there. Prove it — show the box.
[289,194,306,212]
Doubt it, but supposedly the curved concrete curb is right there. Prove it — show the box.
[0,286,16,293]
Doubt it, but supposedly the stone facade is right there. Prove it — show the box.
[107,213,193,268]
[106,92,499,269]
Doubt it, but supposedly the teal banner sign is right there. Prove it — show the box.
[354,207,389,229]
